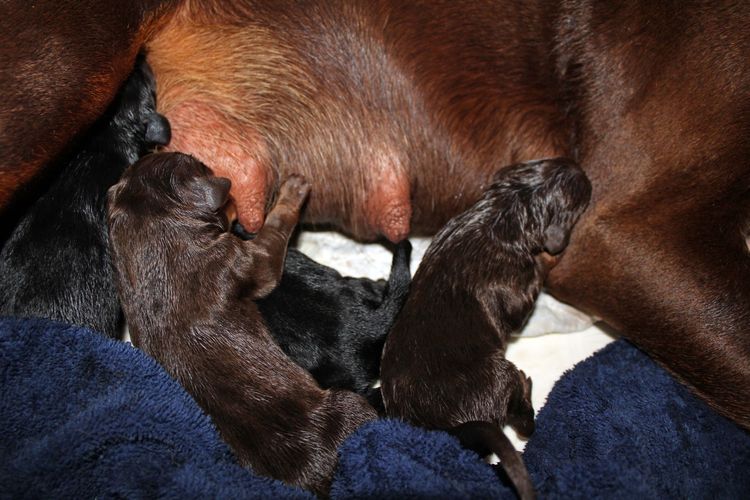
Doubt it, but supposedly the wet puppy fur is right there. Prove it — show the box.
[381,158,592,499]
[251,237,412,412]
[0,55,170,338]
[107,152,377,496]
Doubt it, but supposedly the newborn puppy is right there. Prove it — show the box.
[380,158,592,499]
[107,152,377,496]
[257,240,412,412]
[0,55,170,339]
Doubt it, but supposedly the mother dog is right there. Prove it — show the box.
[2,0,748,428]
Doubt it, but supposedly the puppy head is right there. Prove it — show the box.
[110,54,172,155]
[535,158,592,255]
[108,152,233,231]
[490,158,591,255]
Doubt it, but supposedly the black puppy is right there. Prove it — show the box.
[256,241,411,411]
[381,158,592,500]
[0,56,170,339]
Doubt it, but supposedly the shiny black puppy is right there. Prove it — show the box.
[0,55,170,339]
[257,241,411,411]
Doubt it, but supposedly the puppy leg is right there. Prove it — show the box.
[245,175,311,299]
[505,369,535,439]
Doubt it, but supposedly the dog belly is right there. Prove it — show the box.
[146,0,568,242]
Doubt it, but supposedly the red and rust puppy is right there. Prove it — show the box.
[381,158,592,500]
[3,1,750,429]
[107,152,376,496]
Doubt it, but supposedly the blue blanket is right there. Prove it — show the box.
[1,316,748,498]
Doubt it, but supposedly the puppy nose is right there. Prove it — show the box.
[145,113,172,146]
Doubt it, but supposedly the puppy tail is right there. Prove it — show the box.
[448,421,536,500]
[361,240,411,382]
[379,239,412,317]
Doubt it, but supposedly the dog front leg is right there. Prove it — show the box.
[244,174,311,299]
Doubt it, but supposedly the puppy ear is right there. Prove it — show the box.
[543,224,569,255]
[188,176,232,212]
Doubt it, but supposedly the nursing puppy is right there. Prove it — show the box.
[4,1,750,431]
[381,158,592,499]
[0,56,169,338]
[256,240,412,411]
[107,152,377,496]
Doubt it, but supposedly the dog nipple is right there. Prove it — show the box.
[377,200,412,242]
[365,163,412,242]
[232,178,269,233]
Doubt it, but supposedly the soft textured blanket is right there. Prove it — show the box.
[1,316,747,498]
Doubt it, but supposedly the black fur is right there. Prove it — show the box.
[0,55,170,338]
[257,241,412,411]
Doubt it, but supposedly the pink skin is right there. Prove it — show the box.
[363,157,412,243]
[163,102,413,241]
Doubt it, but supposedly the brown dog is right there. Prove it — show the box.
[3,1,750,429]
[107,152,376,496]
[380,158,592,499]
[0,0,176,213]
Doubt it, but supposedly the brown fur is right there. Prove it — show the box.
[2,0,750,429]
[380,158,591,499]
[144,0,570,239]
[0,0,177,213]
[107,152,376,496]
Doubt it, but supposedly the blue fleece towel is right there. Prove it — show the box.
[337,340,750,499]
[0,316,311,499]
[522,340,750,499]
[331,418,508,499]
[1,316,748,498]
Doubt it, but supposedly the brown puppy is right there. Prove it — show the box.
[107,152,376,496]
[381,158,592,499]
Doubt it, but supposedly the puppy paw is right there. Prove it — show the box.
[519,370,533,392]
[278,174,311,208]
